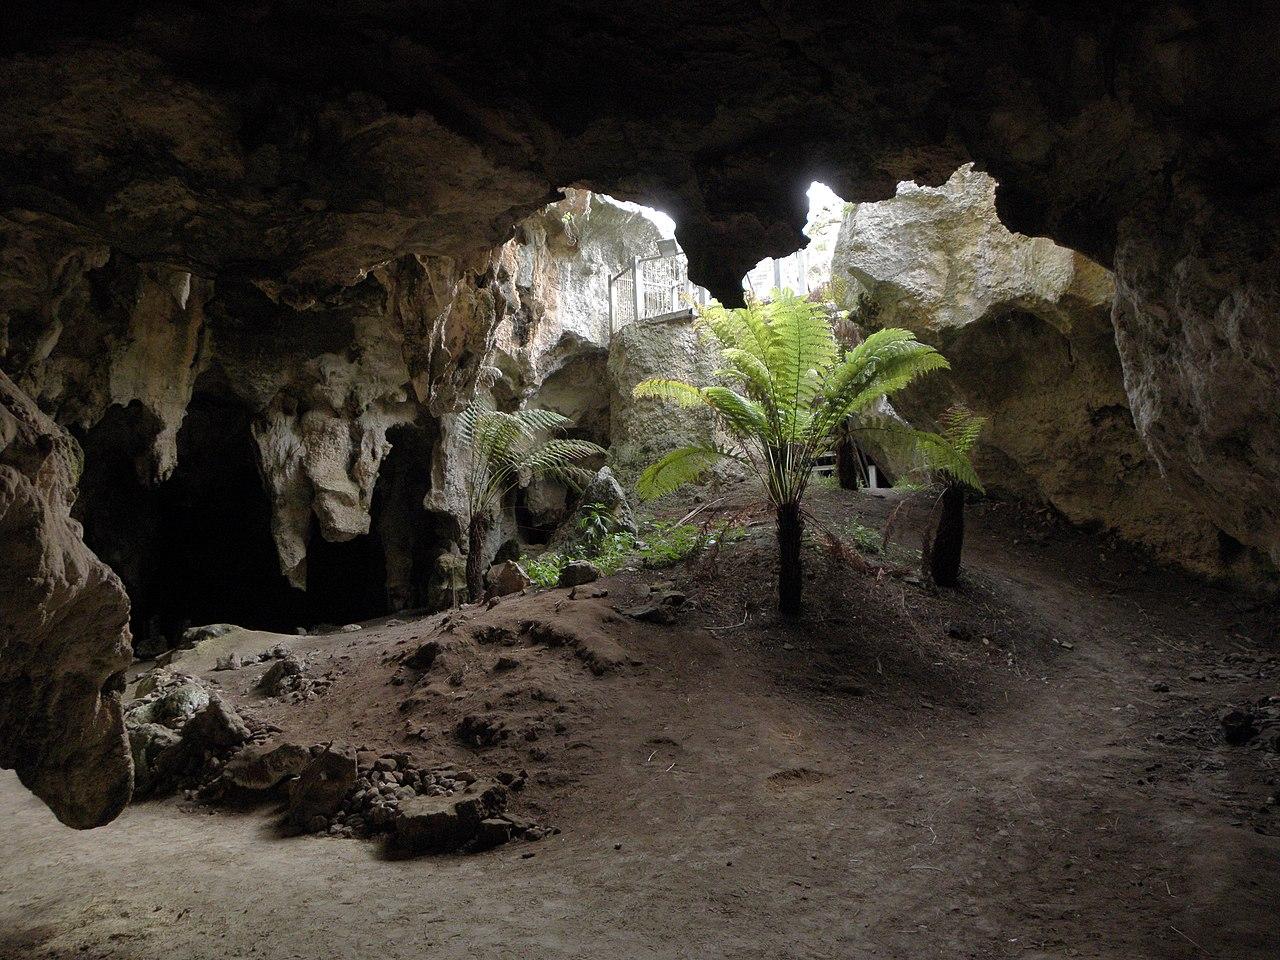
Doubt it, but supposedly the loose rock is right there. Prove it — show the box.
[285,747,358,833]
[557,560,601,588]
[259,656,305,695]
[222,741,311,791]
[487,560,532,598]
[394,781,508,853]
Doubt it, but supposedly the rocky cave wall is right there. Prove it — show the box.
[831,166,1268,581]
[0,234,509,642]
[1,189,660,650]
[1,3,1277,572]
[3,1,1280,828]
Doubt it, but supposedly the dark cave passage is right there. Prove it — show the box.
[304,516,387,627]
[76,403,468,652]
[76,391,305,653]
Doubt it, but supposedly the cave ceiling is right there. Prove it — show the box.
[1,1,1270,302]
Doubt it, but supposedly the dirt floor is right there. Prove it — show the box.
[2,486,1278,959]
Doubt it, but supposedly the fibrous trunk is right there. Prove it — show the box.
[835,435,864,490]
[929,483,966,587]
[466,512,489,602]
[776,501,804,618]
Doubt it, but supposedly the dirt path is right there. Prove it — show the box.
[2,490,1277,959]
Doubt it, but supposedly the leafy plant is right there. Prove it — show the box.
[575,501,615,550]
[458,401,604,601]
[520,521,741,589]
[848,521,883,555]
[633,292,974,616]
[920,405,987,587]
[522,553,570,589]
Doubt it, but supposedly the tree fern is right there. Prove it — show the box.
[459,401,605,600]
[633,295,973,616]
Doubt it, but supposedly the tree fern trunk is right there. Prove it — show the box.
[835,435,863,490]
[466,512,489,602]
[929,482,965,587]
[776,501,803,617]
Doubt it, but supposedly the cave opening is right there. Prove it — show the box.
[303,516,388,627]
[374,421,459,615]
[76,389,305,654]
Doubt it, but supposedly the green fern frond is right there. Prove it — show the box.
[850,416,983,493]
[716,347,774,398]
[632,378,707,407]
[937,404,986,455]
[700,386,769,438]
[460,401,604,516]
[635,445,732,501]
[519,437,606,474]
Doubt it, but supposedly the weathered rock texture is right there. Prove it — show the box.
[2,2,1280,824]
[2,187,658,649]
[607,312,723,486]
[832,167,1252,578]
[5,239,514,642]
[2,2,1272,567]
[0,370,133,828]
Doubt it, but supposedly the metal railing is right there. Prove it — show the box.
[743,248,813,299]
[608,249,709,338]
[607,244,816,339]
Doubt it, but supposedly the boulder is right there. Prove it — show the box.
[555,467,637,549]
[486,560,531,597]
[394,781,508,853]
[128,722,182,797]
[473,818,514,851]
[285,746,357,833]
[557,560,601,588]
[182,623,239,645]
[146,682,211,727]
[581,467,636,532]
[182,696,252,750]
[222,741,311,791]
[258,656,304,695]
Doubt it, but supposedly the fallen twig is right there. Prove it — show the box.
[1169,925,1212,956]
[706,608,750,631]
[677,498,723,526]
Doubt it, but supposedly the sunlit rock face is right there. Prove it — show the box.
[0,371,133,828]
[2,1,1279,825]
[831,167,1260,579]
[1,2,1274,568]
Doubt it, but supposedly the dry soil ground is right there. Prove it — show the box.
[2,487,1278,960]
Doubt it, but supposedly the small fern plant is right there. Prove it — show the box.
[458,402,604,601]
[918,405,987,587]
[633,292,977,617]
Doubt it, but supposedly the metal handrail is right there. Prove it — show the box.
[607,248,708,339]
[607,244,815,339]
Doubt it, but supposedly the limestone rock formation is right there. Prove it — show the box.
[607,312,723,485]
[0,371,133,828]
[2,1,1280,828]
[831,167,1242,577]
[0,3,1276,572]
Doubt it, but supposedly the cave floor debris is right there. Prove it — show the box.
[2,488,1278,959]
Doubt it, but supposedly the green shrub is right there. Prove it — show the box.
[520,520,744,587]
[848,521,882,555]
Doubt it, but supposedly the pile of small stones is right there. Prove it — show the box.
[213,646,338,703]
[320,753,537,840]
[213,643,292,671]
